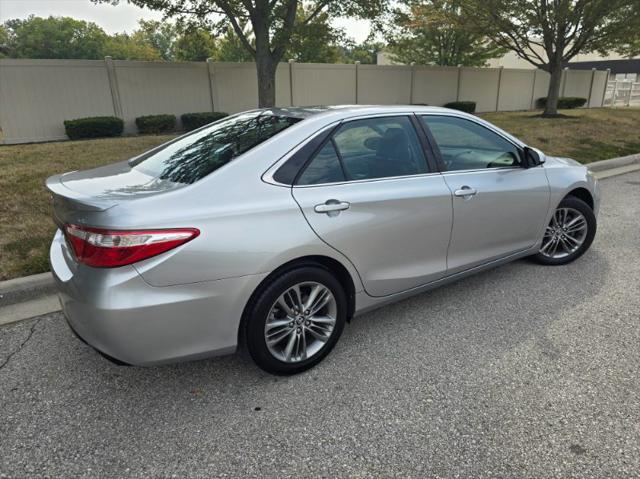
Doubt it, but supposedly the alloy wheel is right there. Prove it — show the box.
[264,282,338,363]
[540,207,588,259]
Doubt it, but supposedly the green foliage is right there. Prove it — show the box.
[135,20,177,60]
[103,33,163,60]
[135,114,177,134]
[536,97,587,110]
[181,112,229,131]
[339,38,385,64]
[3,15,107,59]
[0,25,9,58]
[284,6,344,63]
[383,0,503,67]
[443,101,476,113]
[212,26,256,62]
[174,27,217,61]
[63,116,124,140]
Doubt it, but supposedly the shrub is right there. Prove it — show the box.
[63,116,124,140]
[443,101,476,113]
[536,96,587,109]
[135,114,176,134]
[181,112,229,131]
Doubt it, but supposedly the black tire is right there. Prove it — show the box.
[245,266,347,375]
[531,195,596,265]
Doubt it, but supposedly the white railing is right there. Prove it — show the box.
[604,80,640,106]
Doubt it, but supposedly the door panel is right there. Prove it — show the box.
[443,168,550,273]
[292,176,453,297]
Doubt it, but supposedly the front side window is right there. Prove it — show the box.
[133,111,301,184]
[420,116,522,171]
[297,116,428,184]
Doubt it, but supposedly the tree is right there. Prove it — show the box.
[174,27,218,60]
[460,0,640,116]
[135,19,177,60]
[383,0,503,67]
[214,25,254,61]
[284,6,344,63]
[98,0,387,107]
[103,33,164,60]
[3,15,107,59]
[0,25,9,58]
[339,38,385,64]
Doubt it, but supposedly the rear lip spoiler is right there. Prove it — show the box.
[45,173,118,212]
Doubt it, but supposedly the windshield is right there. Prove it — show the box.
[133,111,302,184]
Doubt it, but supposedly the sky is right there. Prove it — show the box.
[0,0,373,42]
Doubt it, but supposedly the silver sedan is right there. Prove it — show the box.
[47,106,599,374]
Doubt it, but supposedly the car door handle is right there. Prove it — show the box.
[453,186,477,197]
[314,200,350,214]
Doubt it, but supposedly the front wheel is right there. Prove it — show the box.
[245,266,347,375]
[532,196,596,265]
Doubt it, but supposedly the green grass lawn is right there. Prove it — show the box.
[1,107,639,281]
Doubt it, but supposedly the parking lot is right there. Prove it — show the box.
[1,170,639,478]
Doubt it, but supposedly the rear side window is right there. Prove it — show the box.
[133,111,301,184]
[297,142,346,185]
[296,116,428,185]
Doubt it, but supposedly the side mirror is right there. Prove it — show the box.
[524,147,544,167]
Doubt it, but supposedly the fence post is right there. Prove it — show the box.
[495,66,504,111]
[288,59,295,106]
[409,62,415,105]
[456,65,462,101]
[529,70,538,110]
[561,67,569,97]
[355,61,360,104]
[602,69,611,107]
[206,58,216,112]
[586,68,596,108]
[104,56,123,118]
[611,76,619,107]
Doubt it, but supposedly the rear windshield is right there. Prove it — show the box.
[133,111,302,184]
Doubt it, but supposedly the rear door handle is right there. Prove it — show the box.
[314,200,350,215]
[453,186,477,197]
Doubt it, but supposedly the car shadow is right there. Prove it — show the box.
[60,246,609,407]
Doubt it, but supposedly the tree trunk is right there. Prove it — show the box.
[543,57,564,116]
[255,48,277,107]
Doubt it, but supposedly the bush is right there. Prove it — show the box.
[63,116,124,140]
[181,112,229,131]
[135,114,176,134]
[443,101,476,113]
[536,96,587,109]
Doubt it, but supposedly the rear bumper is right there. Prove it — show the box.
[50,230,267,366]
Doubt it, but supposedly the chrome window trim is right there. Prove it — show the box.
[292,171,443,189]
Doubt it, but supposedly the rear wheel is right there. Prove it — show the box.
[245,266,347,375]
[532,196,596,265]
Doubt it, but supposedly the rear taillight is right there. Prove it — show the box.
[64,224,199,268]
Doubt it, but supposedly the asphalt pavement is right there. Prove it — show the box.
[1,171,639,479]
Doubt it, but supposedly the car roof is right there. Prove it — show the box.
[253,104,454,120]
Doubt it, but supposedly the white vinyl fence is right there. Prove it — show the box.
[603,80,640,107]
[0,58,609,144]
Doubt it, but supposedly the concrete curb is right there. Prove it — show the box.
[1,152,639,325]
[0,272,56,307]
[587,153,640,172]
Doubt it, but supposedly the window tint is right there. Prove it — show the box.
[133,111,301,184]
[421,116,522,171]
[332,116,427,181]
[297,142,345,185]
